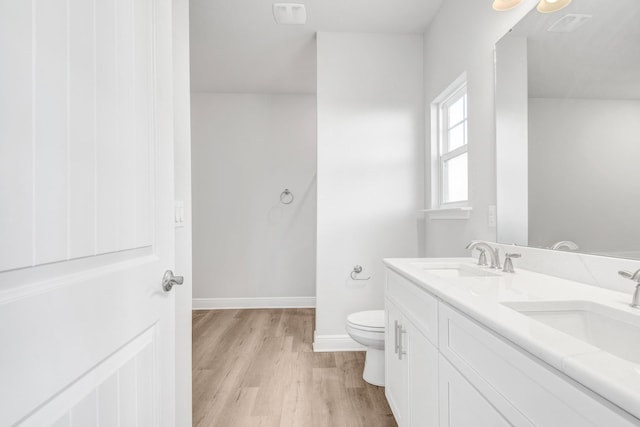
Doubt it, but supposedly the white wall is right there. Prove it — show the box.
[528,98,640,254]
[422,0,539,257]
[315,32,424,349]
[190,93,317,307]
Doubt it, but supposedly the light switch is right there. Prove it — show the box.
[174,201,185,228]
[488,205,497,228]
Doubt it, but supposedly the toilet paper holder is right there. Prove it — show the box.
[351,265,371,280]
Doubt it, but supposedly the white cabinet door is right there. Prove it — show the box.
[0,0,177,425]
[386,299,408,426]
[407,322,438,427]
[439,356,511,427]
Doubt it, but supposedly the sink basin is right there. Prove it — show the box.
[416,263,500,278]
[502,300,640,364]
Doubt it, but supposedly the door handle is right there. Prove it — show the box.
[162,270,184,292]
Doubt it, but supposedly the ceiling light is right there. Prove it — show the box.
[272,3,307,25]
[492,0,524,11]
[537,0,572,14]
[493,0,571,14]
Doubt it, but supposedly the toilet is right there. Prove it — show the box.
[346,310,385,386]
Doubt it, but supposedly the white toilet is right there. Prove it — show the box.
[346,310,385,386]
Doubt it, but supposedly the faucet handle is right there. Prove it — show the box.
[502,253,521,273]
[619,270,633,279]
[619,270,640,282]
[476,248,488,266]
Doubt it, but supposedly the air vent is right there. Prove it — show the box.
[547,14,592,33]
[272,3,307,25]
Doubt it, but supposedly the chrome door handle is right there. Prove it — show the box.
[162,270,184,292]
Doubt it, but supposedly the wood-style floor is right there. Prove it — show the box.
[192,308,397,427]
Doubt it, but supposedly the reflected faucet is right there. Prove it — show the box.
[465,241,501,269]
[476,248,488,267]
[550,240,579,251]
[618,269,640,309]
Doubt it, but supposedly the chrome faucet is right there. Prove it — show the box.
[465,241,501,269]
[550,240,579,251]
[618,269,640,308]
[476,248,488,267]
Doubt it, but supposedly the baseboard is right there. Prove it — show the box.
[313,331,365,352]
[192,296,316,310]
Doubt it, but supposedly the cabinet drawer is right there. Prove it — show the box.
[439,302,639,427]
[385,269,438,346]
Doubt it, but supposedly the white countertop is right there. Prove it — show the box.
[384,257,640,421]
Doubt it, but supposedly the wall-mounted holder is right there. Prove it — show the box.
[280,189,294,205]
[351,265,371,280]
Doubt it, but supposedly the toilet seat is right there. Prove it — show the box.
[345,310,386,386]
[347,310,385,332]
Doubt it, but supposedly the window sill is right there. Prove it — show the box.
[419,207,472,220]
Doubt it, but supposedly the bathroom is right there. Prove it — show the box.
[189,0,640,424]
[1,0,639,425]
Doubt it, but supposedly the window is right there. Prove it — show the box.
[431,76,468,208]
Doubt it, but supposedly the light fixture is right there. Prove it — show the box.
[492,0,524,11]
[493,0,572,13]
[537,0,572,13]
[272,3,307,25]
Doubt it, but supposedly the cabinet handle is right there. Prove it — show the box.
[398,326,407,360]
[394,320,400,354]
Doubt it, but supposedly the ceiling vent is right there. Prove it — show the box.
[547,14,592,33]
[272,3,307,25]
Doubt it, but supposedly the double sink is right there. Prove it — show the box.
[418,262,640,366]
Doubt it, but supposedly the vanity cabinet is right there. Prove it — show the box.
[406,320,438,426]
[385,271,439,427]
[384,267,640,427]
[438,302,638,427]
[385,299,408,425]
[438,354,512,427]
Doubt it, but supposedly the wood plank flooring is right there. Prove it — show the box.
[192,308,397,427]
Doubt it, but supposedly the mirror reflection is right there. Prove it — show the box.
[495,0,640,260]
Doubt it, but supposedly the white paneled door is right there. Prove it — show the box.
[0,0,177,425]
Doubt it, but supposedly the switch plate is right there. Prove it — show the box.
[174,201,185,228]
[488,205,497,228]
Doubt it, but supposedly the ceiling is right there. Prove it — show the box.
[506,0,640,99]
[189,0,443,94]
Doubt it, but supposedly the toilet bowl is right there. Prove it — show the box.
[346,310,385,386]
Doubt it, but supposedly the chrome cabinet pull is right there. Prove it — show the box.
[394,320,400,354]
[398,325,407,360]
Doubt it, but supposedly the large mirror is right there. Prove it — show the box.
[495,0,640,260]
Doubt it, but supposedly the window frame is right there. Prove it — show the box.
[430,74,469,210]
